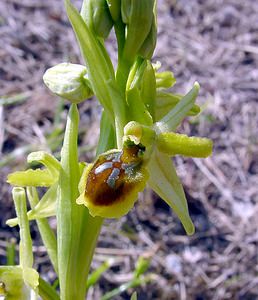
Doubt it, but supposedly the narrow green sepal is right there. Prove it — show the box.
[147,151,195,235]
[157,132,213,158]
[155,82,200,132]
[156,91,200,120]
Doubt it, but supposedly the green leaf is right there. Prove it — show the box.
[38,277,60,300]
[133,256,151,278]
[57,104,103,300]
[147,151,195,235]
[86,259,114,289]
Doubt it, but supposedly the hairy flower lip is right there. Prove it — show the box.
[76,146,149,218]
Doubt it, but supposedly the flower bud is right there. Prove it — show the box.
[43,63,93,103]
[81,0,114,39]
[121,0,155,62]
[76,144,149,218]
[140,60,156,119]
[138,13,157,59]
[156,71,176,89]
[106,0,121,22]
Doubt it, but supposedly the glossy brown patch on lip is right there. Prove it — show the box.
[85,145,144,206]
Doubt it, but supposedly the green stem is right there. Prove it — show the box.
[27,187,58,274]
[57,104,104,300]
[57,104,83,299]
[12,187,33,269]
[38,277,60,300]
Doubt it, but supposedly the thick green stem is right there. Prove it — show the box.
[57,104,105,300]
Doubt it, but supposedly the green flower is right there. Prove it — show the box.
[76,82,213,236]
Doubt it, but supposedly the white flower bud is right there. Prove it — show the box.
[43,63,93,103]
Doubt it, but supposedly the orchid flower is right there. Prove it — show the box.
[5,1,213,298]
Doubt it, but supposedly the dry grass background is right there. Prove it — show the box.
[0,0,258,299]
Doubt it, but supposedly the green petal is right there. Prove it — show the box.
[147,151,195,235]
[157,132,213,158]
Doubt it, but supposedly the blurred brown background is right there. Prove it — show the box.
[0,0,258,299]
